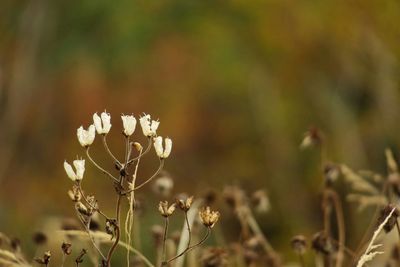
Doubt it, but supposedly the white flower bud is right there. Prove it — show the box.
[64,159,85,182]
[139,114,159,137]
[153,136,172,159]
[77,125,96,147]
[93,111,112,134]
[121,115,136,136]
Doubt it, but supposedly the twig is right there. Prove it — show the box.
[86,147,119,182]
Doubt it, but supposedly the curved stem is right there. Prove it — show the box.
[75,210,106,260]
[106,225,120,267]
[126,159,164,192]
[127,137,152,165]
[86,147,119,182]
[165,227,210,264]
[102,135,121,165]
[328,189,345,267]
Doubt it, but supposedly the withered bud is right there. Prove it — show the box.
[251,190,270,214]
[311,231,332,255]
[158,201,176,217]
[176,196,194,212]
[68,185,82,202]
[32,232,47,245]
[291,235,307,255]
[34,251,51,265]
[324,163,340,185]
[151,225,164,246]
[61,242,72,255]
[76,202,91,216]
[133,142,143,152]
[75,249,87,264]
[106,219,118,239]
[378,204,399,233]
[300,127,322,149]
[201,247,228,267]
[199,207,220,228]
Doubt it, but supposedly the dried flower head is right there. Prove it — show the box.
[153,136,172,159]
[199,206,220,228]
[158,201,176,217]
[64,159,85,182]
[121,115,137,136]
[77,125,96,147]
[93,111,112,135]
[61,242,72,255]
[291,235,307,255]
[139,114,159,137]
[378,204,399,233]
[176,196,194,212]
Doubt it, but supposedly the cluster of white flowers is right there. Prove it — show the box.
[65,111,172,182]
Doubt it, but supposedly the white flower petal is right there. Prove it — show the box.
[64,161,77,181]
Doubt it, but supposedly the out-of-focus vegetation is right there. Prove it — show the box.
[1,0,400,265]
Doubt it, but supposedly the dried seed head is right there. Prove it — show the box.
[77,125,96,147]
[251,190,270,214]
[378,204,399,233]
[158,201,176,217]
[75,249,87,264]
[32,232,47,246]
[201,247,228,267]
[311,231,332,255]
[133,142,143,152]
[291,235,307,255]
[176,196,194,212]
[61,242,72,255]
[199,207,220,228]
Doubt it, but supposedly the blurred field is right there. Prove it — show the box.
[1,0,400,265]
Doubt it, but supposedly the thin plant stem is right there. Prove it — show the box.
[161,217,169,266]
[126,159,164,192]
[165,227,211,264]
[125,147,142,267]
[77,185,110,220]
[328,189,345,267]
[102,135,121,165]
[165,211,192,262]
[61,253,65,267]
[75,211,106,260]
[105,221,120,267]
[127,137,152,165]
[86,147,119,182]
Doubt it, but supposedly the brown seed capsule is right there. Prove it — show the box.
[34,251,51,265]
[61,242,72,255]
[291,235,307,255]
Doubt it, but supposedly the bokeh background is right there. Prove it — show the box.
[1,0,400,265]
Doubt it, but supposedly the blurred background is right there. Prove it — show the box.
[1,0,400,265]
